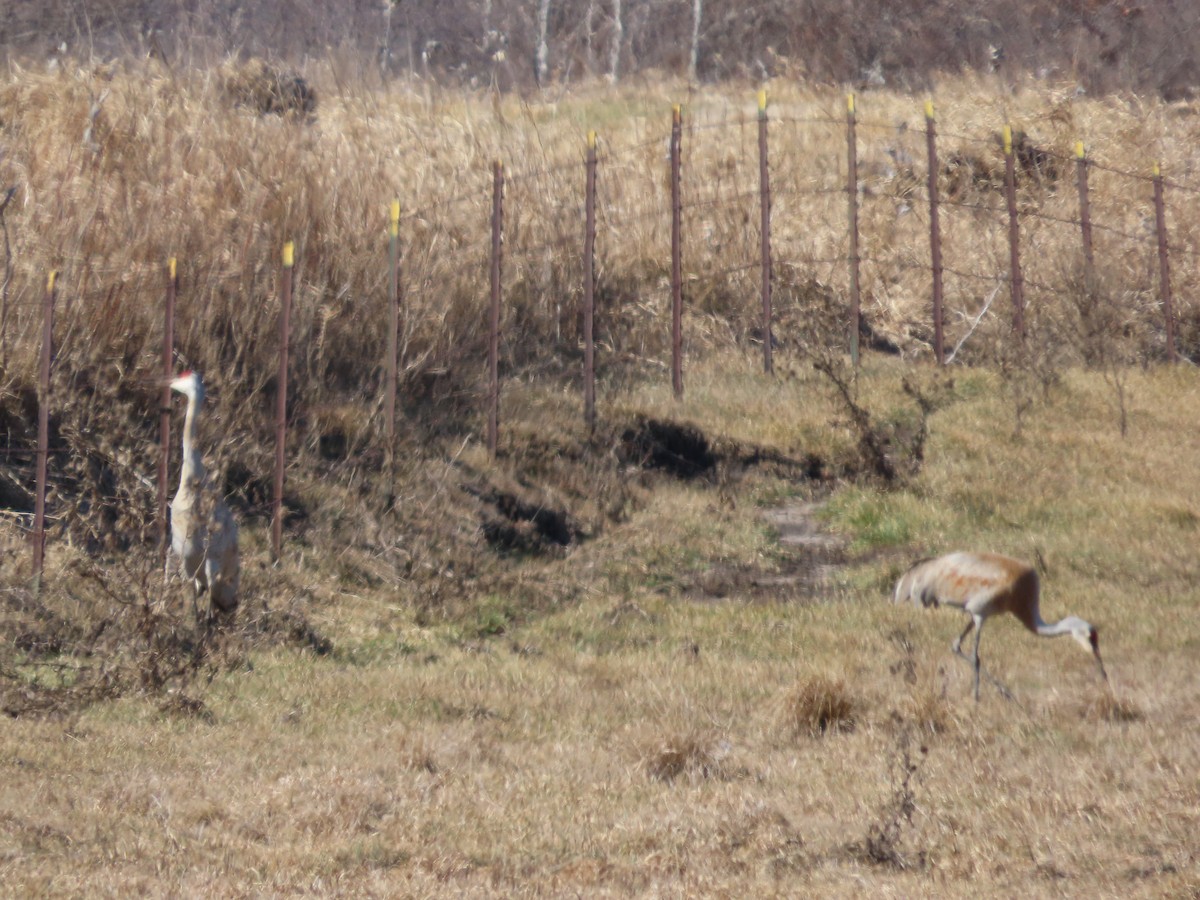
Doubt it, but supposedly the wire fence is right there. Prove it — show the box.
[11,91,1200,584]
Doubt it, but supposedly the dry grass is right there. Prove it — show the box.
[0,57,1199,896]
[780,674,859,738]
[1,359,1197,895]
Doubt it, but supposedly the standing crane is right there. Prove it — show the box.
[169,371,239,620]
[893,551,1107,701]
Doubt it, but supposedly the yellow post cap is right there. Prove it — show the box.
[47,270,57,292]
[847,93,855,114]
[924,99,934,120]
[587,130,596,150]
[282,241,294,267]
[168,257,177,279]
[1002,124,1013,155]
[1075,141,1085,159]
[758,89,767,112]
[390,199,400,236]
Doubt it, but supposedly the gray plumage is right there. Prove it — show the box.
[170,371,239,618]
[894,551,1106,701]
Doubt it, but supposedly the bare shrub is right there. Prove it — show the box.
[0,554,210,717]
[812,357,955,485]
[1064,262,1160,437]
[851,717,928,869]
[886,628,957,734]
[220,58,316,118]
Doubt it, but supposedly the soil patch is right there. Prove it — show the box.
[683,501,847,603]
[618,417,716,479]
[476,486,581,554]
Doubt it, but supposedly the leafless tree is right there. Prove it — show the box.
[535,0,551,85]
[689,0,703,81]
[608,0,623,83]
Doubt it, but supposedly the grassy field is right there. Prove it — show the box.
[3,350,1199,896]
[1,56,1200,895]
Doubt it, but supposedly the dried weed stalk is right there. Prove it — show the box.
[853,716,929,870]
[812,355,955,485]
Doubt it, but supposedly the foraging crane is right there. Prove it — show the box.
[893,551,1107,701]
[169,371,239,619]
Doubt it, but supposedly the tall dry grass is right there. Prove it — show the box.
[1,55,1199,660]
[4,49,1200,896]
[1,352,1198,894]
[2,58,1199,438]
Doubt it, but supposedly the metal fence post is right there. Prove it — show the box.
[925,101,945,365]
[158,258,176,568]
[1075,142,1094,277]
[488,161,504,458]
[583,132,597,432]
[1152,163,1177,363]
[847,93,862,365]
[670,105,684,398]
[32,271,56,586]
[386,199,401,499]
[758,89,773,375]
[1002,125,1026,339]
[272,241,294,563]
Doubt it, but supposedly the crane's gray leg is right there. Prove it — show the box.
[951,618,975,667]
[950,618,980,701]
[972,623,983,702]
[950,617,1015,702]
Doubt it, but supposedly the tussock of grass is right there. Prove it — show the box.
[1082,691,1145,724]
[781,675,859,737]
[896,684,959,736]
[643,732,717,783]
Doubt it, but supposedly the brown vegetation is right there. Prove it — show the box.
[3,0,1200,100]
[0,51,1198,896]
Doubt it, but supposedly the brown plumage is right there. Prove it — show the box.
[893,552,1106,701]
[170,371,239,619]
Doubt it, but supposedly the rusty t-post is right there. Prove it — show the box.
[670,105,684,398]
[925,101,945,365]
[1002,125,1026,339]
[272,242,294,563]
[386,199,401,501]
[1152,164,1177,363]
[847,94,862,365]
[32,271,56,586]
[158,258,177,568]
[758,90,773,375]
[488,161,504,458]
[583,133,597,432]
[1075,143,1094,276]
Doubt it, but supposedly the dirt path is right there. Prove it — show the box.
[760,501,843,553]
[680,500,847,603]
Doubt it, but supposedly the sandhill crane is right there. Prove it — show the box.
[169,371,239,620]
[893,551,1107,701]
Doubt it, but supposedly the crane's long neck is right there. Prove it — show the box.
[1032,613,1084,639]
[179,390,206,488]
